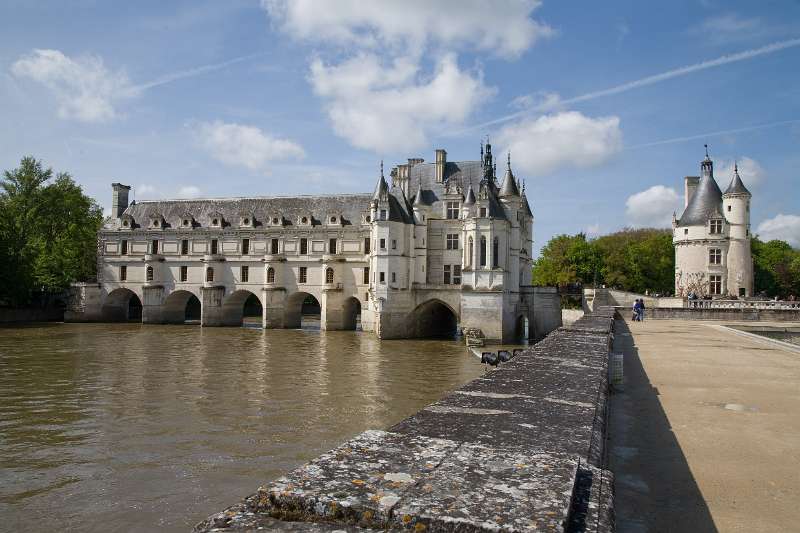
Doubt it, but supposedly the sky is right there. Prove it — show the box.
[1,0,799,253]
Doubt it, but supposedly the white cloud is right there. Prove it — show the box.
[495,111,622,176]
[625,185,681,228]
[714,156,765,188]
[177,185,202,198]
[757,214,800,247]
[262,0,553,58]
[10,49,135,122]
[136,184,159,199]
[195,121,305,171]
[309,54,493,153]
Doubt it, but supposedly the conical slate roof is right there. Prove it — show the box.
[499,168,520,197]
[723,165,751,196]
[463,184,476,206]
[413,186,426,205]
[678,173,723,226]
[373,172,388,201]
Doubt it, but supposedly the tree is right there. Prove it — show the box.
[532,233,601,287]
[751,238,800,298]
[0,157,103,305]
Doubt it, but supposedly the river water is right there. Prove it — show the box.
[0,323,485,532]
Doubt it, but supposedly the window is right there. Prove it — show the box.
[727,205,732,212]
[301,216,308,224]
[363,267,369,284]
[299,266,307,284]
[710,275,722,295]
[146,266,154,281]
[446,234,459,250]
[480,236,487,267]
[206,267,214,282]
[391,239,397,250]
[330,216,337,223]
[151,239,159,254]
[710,219,723,234]
[380,272,385,284]
[380,209,387,220]
[468,237,473,266]
[380,238,386,250]
[121,240,128,255]
[119,265,127,281]
[242,238,250,255]
[267,267,275,284]
[272,217,279,224]
[493,238,499,268]
[364,237,370,254]
[391,272,396,283]
[271,238,279,255]
[211,239,218,255]
[453,265,461,285]
[684,228,689,236]
[242,218,250,226]
[329,239,337,254]
[480,207,487,218]
[446,201,460,219]
[240,265,249,282]
[709,248,722,265]
[300,238,308,255]
[325,267,334,284]
[180,265,188,282]
[212,218,219,226]
[183,218,190,227]
[181,239,189,255]
[153,219,159,228]
[444,265,451,284]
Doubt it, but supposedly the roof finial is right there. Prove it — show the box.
[507,151,511,169]
[704,143,709,158]
[734,160,738,174]
[380,159,384,178]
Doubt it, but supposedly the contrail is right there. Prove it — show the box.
[461,37,800,133]
[625,119,800,149]
[126,52,264,94]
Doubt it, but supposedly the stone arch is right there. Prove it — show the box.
[221,289,263,327]
[102,288,142,322]
[515,314,529,342]
[285,291,321,329]
[407,299,459,339]
[162,289,201,324]
[342,296,362,331]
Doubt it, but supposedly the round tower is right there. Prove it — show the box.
[722,162,753,297]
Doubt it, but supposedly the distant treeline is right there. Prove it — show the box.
[0,157,103,306]
[533,228,800,298]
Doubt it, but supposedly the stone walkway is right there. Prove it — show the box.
[610,318,800,532]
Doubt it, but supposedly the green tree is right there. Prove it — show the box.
[0,157,103,305]
[751,238,800,298]
[532,233,601,287]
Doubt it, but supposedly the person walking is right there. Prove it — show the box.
[639,298,646,322]
[632,299,641,322]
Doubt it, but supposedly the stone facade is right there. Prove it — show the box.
[70,144,538,342]
[673,149,753,298]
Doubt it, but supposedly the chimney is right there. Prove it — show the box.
[684,176,699,209]
[434,149,447,182]
[112,183,131,218]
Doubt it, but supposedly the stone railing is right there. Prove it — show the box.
[686,299,800,310]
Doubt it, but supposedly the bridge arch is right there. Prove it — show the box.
[221,289,263,327]
[163,289,201,324]
[515,314,529,342]
[407,299,459,339]
[102,288,143,322]
[342,296,362,331]
[285,291,321,329]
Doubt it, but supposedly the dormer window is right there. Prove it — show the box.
[239,212,254,228]
[298,215,312,226]
[120,214,134,229]
[180,213,195,229]
[272,217,279,224]
[365,215,371,223]
[330,216,337,223]
[710,219,723,234]
[153,219,160,228]
[183,219,191,227]
[302,217,308,224]
[149,214,164,229]
[446,201,460,219]
[209,212,224,229]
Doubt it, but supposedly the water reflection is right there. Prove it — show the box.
[0,324,484,532]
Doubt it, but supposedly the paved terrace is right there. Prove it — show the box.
[194,308,618,532]
[610,319,800,532]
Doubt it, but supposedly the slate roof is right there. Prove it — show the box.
[499,166,520,197]
[723,167,751,196]
[105,194,373,230]
[677,174,723,226]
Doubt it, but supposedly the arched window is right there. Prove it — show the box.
[492,237,499,268]
[468,237,474,266]
[206,267,214,282]
[267,267,275,284]
[325,267,334,284]
[479,237,487,267]
[146,266,154,281]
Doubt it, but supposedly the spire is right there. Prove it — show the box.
[499,151,520,197]
[723,159,751,196]
[372,160,389,201]
[700,144,713,179]
[464,183,476,206]
[413,178,427,206]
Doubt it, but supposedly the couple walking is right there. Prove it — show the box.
[632,298,646,322]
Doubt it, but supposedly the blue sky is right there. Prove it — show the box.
[2,0,799,252]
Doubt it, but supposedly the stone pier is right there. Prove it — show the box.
[194,307,618,532]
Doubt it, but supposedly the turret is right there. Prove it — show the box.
[112,183,131,218]
[499,152,520,198]
[722,162,751,229]
[722,162,753,297]
[701,143,713,180]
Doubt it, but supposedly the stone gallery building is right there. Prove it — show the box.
[68,143,542,342]
[673,148,753,297]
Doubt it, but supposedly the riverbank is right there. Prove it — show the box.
[609,318,800,532]
[195,307,617,532]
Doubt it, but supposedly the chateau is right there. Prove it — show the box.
[673,148,753,298]
[69,143,539,342]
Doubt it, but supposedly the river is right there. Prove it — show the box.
[0,323,485,532]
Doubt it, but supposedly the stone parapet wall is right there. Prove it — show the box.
[646,307,800,322]
[194,306,618,533]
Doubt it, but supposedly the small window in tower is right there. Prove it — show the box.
[151,240,159,254]
[146,266,154,281]
[271,238,279,255]
[329,238,337,254]
[380,210,387,220]
[180,265,188,282]
[211,239,218,255]
[181,239,189,255]
[206,267,214,282]
[480,207,487,218]
[391,272,396,283]
[380,272,385,284]
[325,267,334,284]
[364,237,370,254]
[242,238,250,255]
[300,238,308,255]
[121,240,128,255]
[119,265,127,281]
[444,265,451,284]
[392,239,397,250]
[298,266,307,284]
[267,267,275,284]
[380,238,386,250]
[240,265,249,282]
[710,220,723,234]
[684,228,688,236]
[727,205,731,212]
[363,267,369,284]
